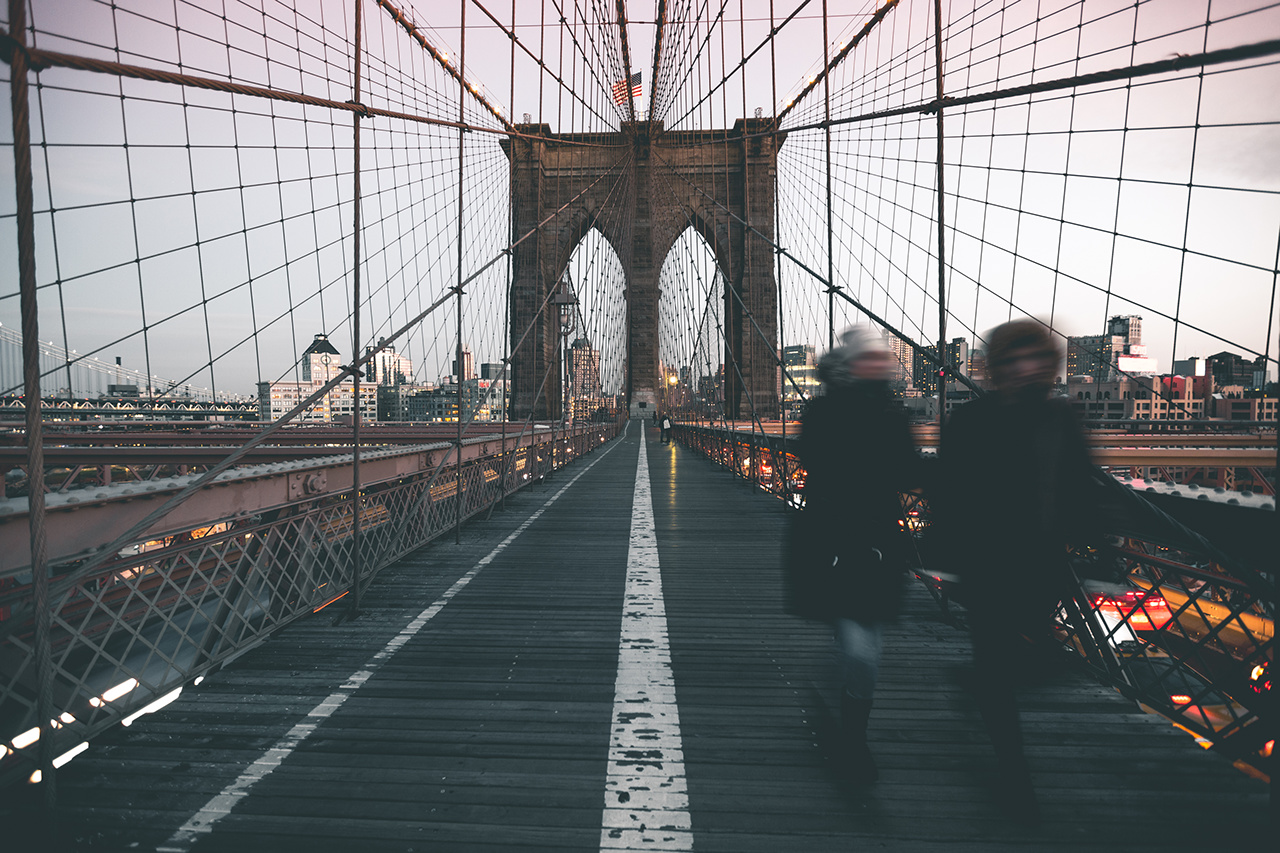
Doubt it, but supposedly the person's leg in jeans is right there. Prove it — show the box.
[835,617,883,783]
[970,604,1040,823]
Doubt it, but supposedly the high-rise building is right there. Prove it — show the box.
[913,338,968,394]
[366,341,413,386]
[887,336,913,386]
[781,344,818,400]
[480,362,507,381]
[947,338,969,379]
[1066,334,1120,381]
[1108,314,1142,346]
[570,337,601,397]
[1069,316,1156,380]
[453,346,474,381]
[968,349,988,383]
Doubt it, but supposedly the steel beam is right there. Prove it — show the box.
[0,427,580,574]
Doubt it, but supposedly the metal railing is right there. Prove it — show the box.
[0,422,621,786]
[672,422,1275,772]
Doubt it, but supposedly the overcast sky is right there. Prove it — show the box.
[1,0,1276,398]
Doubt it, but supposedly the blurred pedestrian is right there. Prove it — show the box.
[786,325,923,784]
[935,318,1100,821]
[661,415,672,444]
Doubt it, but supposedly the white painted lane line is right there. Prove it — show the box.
[600,430,693,851]
[157,432,624,853]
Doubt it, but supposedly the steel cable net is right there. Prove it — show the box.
[772,0,1279,384]
[647,0,1277,770]
[0,0,1275,788]
[0,1,516,403]
[0,0,636,786]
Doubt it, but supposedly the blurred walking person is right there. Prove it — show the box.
[935,319,1100,821]
[787,326,922,784]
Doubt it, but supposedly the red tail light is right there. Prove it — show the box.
[1248,661,1271,697]
[1092,590,1174,630]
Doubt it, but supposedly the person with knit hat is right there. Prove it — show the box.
[934,318,1101,822]
[787,325,923,785]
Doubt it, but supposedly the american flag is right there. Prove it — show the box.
[612,72,642,105]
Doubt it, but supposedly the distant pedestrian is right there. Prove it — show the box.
[786,325,923,785]
[660,415,672,443]
[935,318,1101,821]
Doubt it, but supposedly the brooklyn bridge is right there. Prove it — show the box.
[1,1,1275,849]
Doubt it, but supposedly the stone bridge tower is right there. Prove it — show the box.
[500,119,783,421]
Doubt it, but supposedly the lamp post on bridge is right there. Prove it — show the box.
[552,277,577,440]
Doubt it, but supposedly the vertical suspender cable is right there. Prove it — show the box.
[770,0,789,497]
[1270,191,1280,818]
[455,0,467,544]
[9,0,56,821]
[931,0,948,426]
[502,0,516,510]
[347,0,366,619]
[739,0,759,461]
[822,0,834,351]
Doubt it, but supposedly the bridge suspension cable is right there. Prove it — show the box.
[1,0,1277,810]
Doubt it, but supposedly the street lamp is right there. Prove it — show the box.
[551,276,577,427]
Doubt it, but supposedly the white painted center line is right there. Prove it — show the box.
[157,432,623,853]
[600,430,693,851]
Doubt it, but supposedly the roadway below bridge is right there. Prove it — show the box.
[677,420,1277,492]
[680,419,1276,448]
[3,421,1270,851]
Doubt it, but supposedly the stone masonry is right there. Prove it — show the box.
[499,119,783,420]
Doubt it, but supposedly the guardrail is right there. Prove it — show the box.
[672,422,1275,773]
[0,422,621,786]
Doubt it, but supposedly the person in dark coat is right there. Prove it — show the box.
[935,318,1100,820]
[788,326,923,784]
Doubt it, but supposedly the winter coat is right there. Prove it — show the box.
[934,392,1101,626]
[786,380,922,622]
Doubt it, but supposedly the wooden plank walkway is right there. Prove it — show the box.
[10,422,1269,851]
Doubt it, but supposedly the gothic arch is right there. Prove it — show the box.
[551,205,629,294]
[500,119,782,420]
[653,205,733,291]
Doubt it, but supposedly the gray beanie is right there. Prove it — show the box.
[817,325,890,387]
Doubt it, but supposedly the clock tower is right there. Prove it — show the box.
[301,333,342,383]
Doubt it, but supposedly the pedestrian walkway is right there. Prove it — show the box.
[24,422,1270,851]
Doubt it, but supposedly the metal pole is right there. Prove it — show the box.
[9,0,56,823]
[346,0,365,620]
[1271,245,1279,821]
[770,0,789,498]
[568,325,573,445]
[502,0,516,511]
[822,0,835,352]
[932,0,949,426]
[454,0,467,544]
